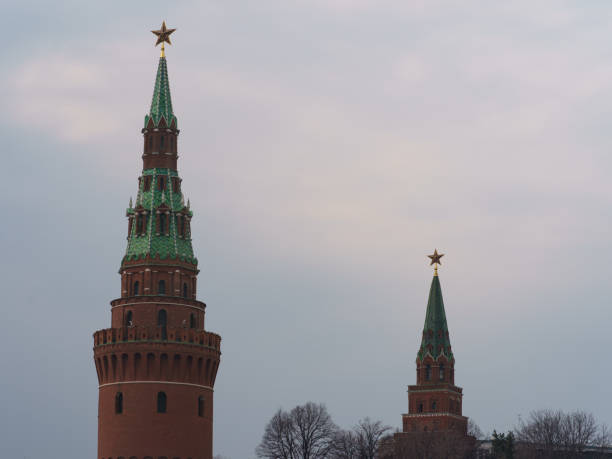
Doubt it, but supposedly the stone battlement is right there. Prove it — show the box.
[93,326,221,350]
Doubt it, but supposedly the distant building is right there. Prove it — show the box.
[477,440,612,458]
[380,255,474,458]
[92,24,222,459]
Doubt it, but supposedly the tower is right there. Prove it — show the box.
[401,250,468,435]
[93,23,221,459]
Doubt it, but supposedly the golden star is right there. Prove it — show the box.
[152,21,176,47]
[428,249,444,266]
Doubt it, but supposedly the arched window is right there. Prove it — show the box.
[198,396,205,417]
[190,313,196,329]
[418,403,423,413]
[125,310,133,327]
[157,391,167,413]
[133,281,139,296]
[136,215,144,234]
[158,309,167,326]
[160,135,165,149]
[158,280,166,295]
[115,392,123,414]
[425,364,431,381]
[159,213,166,235]
[431,401,437,411]
[439,364,445,381]
[183,283,189,298]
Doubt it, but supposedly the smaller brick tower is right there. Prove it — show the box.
[402,250,468,434]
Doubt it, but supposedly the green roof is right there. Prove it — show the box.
[144,56,177,128]
[123,168,196,266]
[417,275,454,362]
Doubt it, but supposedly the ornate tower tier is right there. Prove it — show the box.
[401,251,468,435]
[93,24,221,459]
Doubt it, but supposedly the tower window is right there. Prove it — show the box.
[115,392,123,414]
[136,215,144,234]
[158,309,167,326]
[190,313,195,329]
[439,364,445,381]
[159,213,167,235]
[160,135,165,149]
[133,281,139,296]
[172,177,180,193]
[143,176,151,191]
[157,391,167,413]
[158,280,166,295]
[425,364,431,381]
[125,310,133,327]
[418,403,423,413]
[183,283,189,298]
[179,216,185,237]
[198,396,205,417]
[431,401,437,411]
[148,136,153,150]
[158,176,165,191]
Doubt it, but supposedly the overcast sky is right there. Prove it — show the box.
[2,1,612,458]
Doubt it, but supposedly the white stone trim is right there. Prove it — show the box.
[402,412,467,420]
[99,381,213,390]
[112,301,205,312]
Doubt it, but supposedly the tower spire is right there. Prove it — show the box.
[145,22,177,128]
[418,250,452,361]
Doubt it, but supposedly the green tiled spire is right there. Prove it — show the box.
[417,275,454,362]
[144,56,177,128]
[123,168,196,266]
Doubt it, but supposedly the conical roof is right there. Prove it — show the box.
[144,56,177,128]
[417,275,454,361]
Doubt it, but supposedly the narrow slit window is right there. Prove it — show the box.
[439,364,445,381]
[133,281,139,296]
[158,280,166,295]
[157,392,167,413]
[190,313,195,329]
[198,396,205,417]
[183,283,189,298]
[159,214,166,235]
[126,310,133,327]
[115,392,123,414]
[425,364,431,381]
[158,309,167,326]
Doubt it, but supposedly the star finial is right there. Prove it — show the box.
[427,249,444,276]
[152,21,176,57]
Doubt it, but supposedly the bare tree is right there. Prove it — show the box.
[256,409,298,459]
[331,430,359,459]
[515,409,611,458]
[468,419,484,440]
[291,402,338,459]
[354,417,392,459]
[257,403,338,459]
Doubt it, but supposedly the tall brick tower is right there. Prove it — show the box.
[93,23,221,459]
[401,250,468,435]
